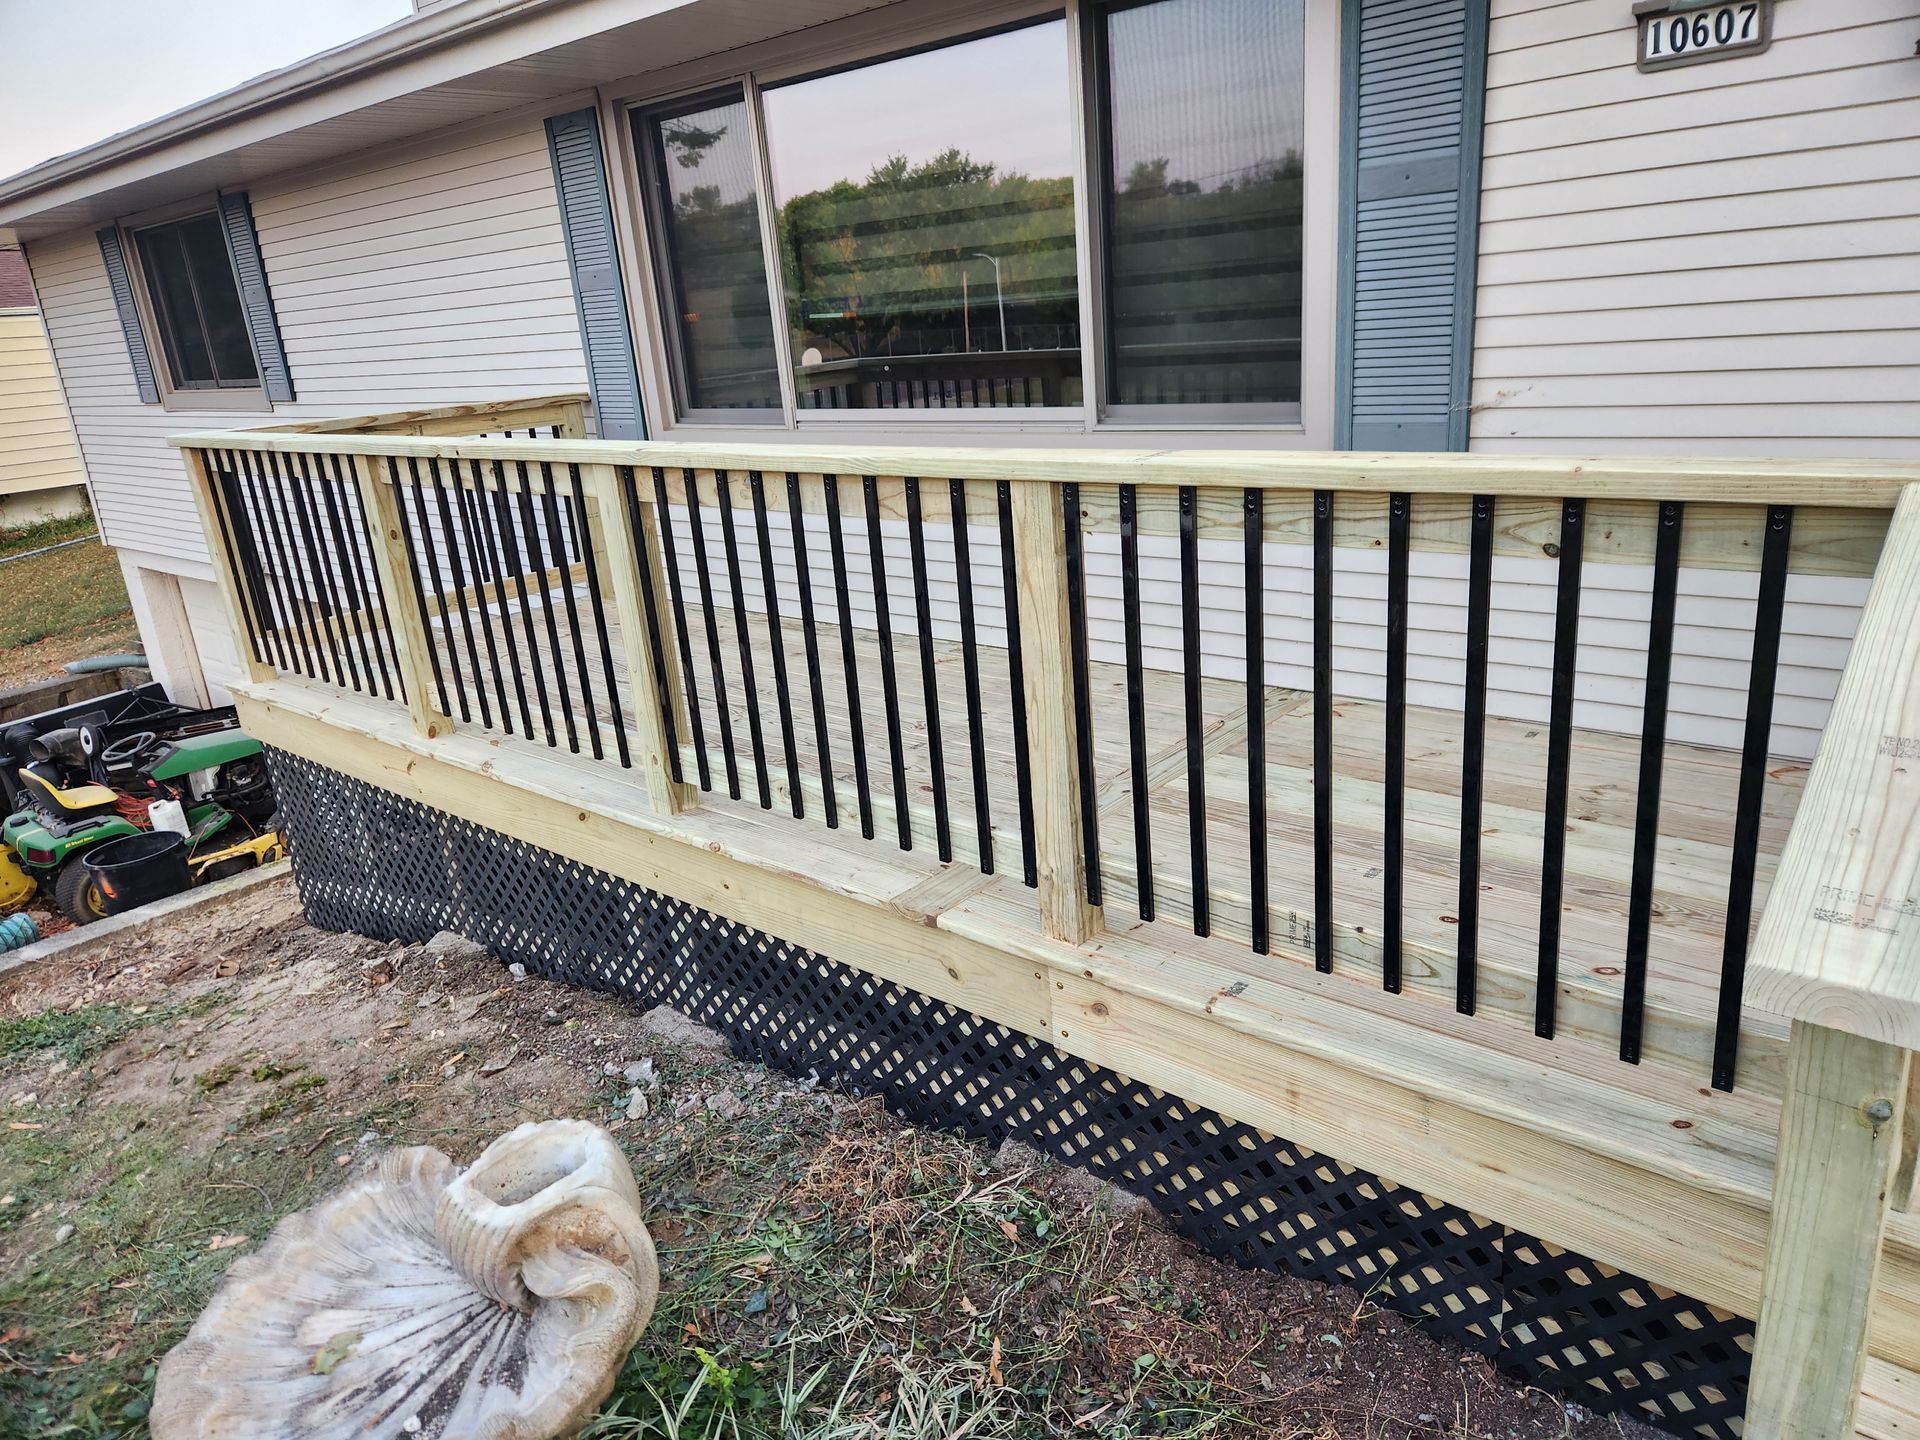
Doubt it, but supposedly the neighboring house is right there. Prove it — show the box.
[0,247,88,528]
[0,0,1911,715]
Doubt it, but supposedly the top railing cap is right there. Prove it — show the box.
[169,426,1920,507]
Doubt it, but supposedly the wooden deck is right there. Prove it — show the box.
[417,578,1807,1087]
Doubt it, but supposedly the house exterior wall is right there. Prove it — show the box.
[1471,0,1920,458]
[26,112,587,572]
[0,304,89,524]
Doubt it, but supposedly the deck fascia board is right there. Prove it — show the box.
[234,675,1920,1369]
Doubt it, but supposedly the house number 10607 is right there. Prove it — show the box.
[1636,1,1772,70]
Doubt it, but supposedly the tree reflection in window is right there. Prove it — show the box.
[763,21,1081,410]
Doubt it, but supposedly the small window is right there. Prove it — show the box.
[638,89,784,414]
[761,20,1082,411]
[133,213,259,391]
[1096,0,1306,414]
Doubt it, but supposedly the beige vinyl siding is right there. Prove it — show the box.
[0,309,87,498]
[29,113,587,567]
[1471,0,1920,459]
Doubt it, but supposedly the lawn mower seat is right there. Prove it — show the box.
[16,767,121,820]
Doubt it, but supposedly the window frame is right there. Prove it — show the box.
[116,196,271,412]
[633,83,792,426]
[601,0,1338,445]
[1085,0,1310,428]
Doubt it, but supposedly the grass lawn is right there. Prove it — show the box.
[0,513,139,690]
[0,879,1655,1440]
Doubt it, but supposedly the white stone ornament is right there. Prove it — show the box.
[152,1120,658,1439]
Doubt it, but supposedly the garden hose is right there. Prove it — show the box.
[0,914,39,953]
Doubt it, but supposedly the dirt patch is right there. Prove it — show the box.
[1,877,1662,1439]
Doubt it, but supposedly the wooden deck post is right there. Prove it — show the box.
[1747,1023,1909,1439]
[1744,484,1920,1438]
[180,445,276,686]
[589,463,695,816]
[352,453,454,741]
[1009,479,1102,945]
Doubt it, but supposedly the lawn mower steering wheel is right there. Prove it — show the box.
[100,732,158,767]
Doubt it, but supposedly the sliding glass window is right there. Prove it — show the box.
[760,20,1082,412]
[1095,0,1306,415]
[637,89,783,414]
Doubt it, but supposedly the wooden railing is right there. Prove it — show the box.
[171,415,1920,1433]
[173,427,1915,1086]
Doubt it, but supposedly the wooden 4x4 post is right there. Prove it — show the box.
[1745,485,1920,1438]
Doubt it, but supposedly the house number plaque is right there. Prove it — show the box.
[1633,0,1773,71]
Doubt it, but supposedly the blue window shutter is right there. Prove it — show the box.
[216,191,295,403]
[1335,0,1489,451]
[95,227,159,404]
[545,108,646,440]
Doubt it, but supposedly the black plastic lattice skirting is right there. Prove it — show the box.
[267,749,1754,1437]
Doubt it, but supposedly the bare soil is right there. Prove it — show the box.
[0,877,1658,1439]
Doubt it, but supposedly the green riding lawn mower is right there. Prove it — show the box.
[0,688,284,926]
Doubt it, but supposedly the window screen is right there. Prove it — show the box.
[133,213,259,391]
[640,91,783,413]
[1098,0,1306,410]
[762,20,1082,411]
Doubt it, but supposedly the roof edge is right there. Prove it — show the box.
[0,0,572,214]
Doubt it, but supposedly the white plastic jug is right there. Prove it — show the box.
[149,798,191,839]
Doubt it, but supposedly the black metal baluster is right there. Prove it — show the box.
[864,476,912,850]
[1064,483,1102,906]
[297,452,363,692]
[1713,504,1794,1092]
[271,451,341,687]
[749,473,802,815]
[1313,490,1333,972]
[252,451,319,681]
[234,451,297,675]
[207,452,270,668]
[233,450,296,674]
[1245,488,1267,953]
[1457,495,1494,1014]
[311,454,380,696]
[786,473,837,826]
[404,457,464,719]
[283,453,355,691]
[493,468,556,747]
[651,468,709,789]
[824,474,874,837]
[454,462,513,735]
[428,458,489,727]
[716,471,770,808]
[519,466,579,754]
[999,480,1038,887]
[1621,500,1685,1064]
[331,455,400,702]
[1384,492,1410,992]
[479,462,535,738]
[951,479,992,873]
[1120,484,1152,918]
[538,464,601,758]
[1536,496,1587,1039]
[621,467,681,782]
[568,464,631,768]
[906,477,951,860]
[682,471,738,797]
[1179,485,1209,937]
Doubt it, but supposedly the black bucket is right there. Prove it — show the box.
[82,831,190,916]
